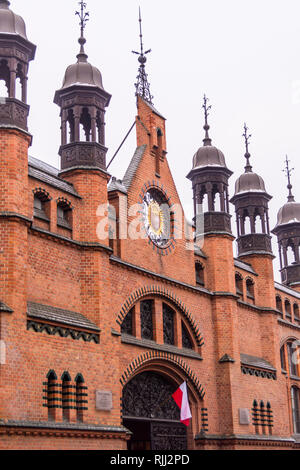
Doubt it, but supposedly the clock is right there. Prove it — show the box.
[142,188,171,248]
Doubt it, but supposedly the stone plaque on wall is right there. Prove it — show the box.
[96,390,113,411]
[239,408,250,425]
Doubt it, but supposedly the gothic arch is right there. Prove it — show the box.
[120,349,205,400]
[116,285,204,347]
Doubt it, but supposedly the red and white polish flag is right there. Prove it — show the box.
[172,381,192,426]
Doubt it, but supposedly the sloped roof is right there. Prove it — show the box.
[27,302,99,332]
[240,353,275,371]
[122,145,147,191]
[28,156,80,198]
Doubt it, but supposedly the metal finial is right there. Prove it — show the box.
[283,156,295,202]
[243,123,252,173]
[75,1,89,62]
[132,8,153,104]
[202,95,212,146]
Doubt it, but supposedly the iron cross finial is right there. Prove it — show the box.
[283,155,295,202]
[243,123,252,172]
[202,95,212,146]
[76,1,89,38]
[132,8,153,105]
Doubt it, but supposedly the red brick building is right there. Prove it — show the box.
[1,0,300,450]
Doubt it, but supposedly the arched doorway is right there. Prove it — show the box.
[122,371,188,450]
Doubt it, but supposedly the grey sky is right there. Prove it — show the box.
[12,0,300,281]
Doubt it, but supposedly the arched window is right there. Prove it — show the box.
[285,300,292,320]
[276,295,283,313]
[291,386,300,434]
[280,345,286,371]
[45,370,59,421]
[195,263,205,286]
[294,304,300,322]
[235,273,243,298]
[67,109,75,143]
[287,244,296,266]
[61,371,72,422]
[120,297,199,353]
[0,60,9,97]
[163,303,175,346]
[246,278,255,303]
[213,190,222,212]
[121,307,134,336]
[33,189,51,222]
[75,374,88,423]
[57,199,72,231]
[287,342,299,377]
[80,107,92,142]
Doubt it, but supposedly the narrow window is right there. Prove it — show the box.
[61,372,72,422]
[163,303,175,346]
[246,279,255,302]
[46,370,59,421]
[235,274,243,298]
[280,345,286,371]
[140,300,153,340]
[121,308,133,336]
[182,322,193,350]
[252,400,259,434]
[266,402,273,435]
[291,386,300,434]
[276,296,283,313]
[57,201,72,230]
[33,191,50,221]
[260,401,266,435]
[75,374,88,423]
[285,300,292,320]
[287,342,298,377]
[195,263,205,287]
[294,304,300,322]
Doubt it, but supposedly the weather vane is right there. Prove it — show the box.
[76,1,89,38]
[202,95,212,146]
[243,123,252,171]
[132,8,153,104]
[283,155,295,202]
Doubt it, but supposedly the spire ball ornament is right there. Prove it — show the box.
[202,95,212,146]
[243,123,252,172]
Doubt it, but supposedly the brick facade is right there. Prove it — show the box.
[1,2,300,451]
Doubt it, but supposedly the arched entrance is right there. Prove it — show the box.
[122,371,188,450]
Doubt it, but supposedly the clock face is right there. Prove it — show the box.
[143,188,171,248]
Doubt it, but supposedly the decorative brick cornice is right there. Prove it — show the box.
[241,365,276,380]
[0,420,130,441]
[110,255,211,297]
[27,320,100,344]
[120,350,205,399]
[116,285,204,347]
[195,433,295,448]
[30,226,113,253]
[32,188,52,201]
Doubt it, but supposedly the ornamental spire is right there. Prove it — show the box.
[132,8,153,104]
[283,156,295,202]
[75,1,89,63]
[202,95,212,146]
[243,123,252,173]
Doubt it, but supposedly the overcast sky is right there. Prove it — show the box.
[11,0,300,281]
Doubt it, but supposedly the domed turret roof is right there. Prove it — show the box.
[192,145,227,169]
[61,37,103,90]
[234,171,266,196]
[0,0,27,39]
[274,157,300,229]
[62,58,103,89]
[275,201,300,227]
